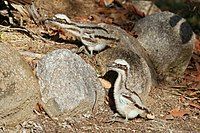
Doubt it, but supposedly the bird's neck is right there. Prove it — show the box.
[114,72,126,97]
[113,71,134,110]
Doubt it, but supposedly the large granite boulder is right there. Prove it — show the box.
[36,49,104,119]
[133,11,194,81]
[0,42,40,127]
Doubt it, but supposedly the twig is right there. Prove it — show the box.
[146,0,155,15]
[171,92,199,100]
[18,50,45,59]
[0,24,48,42]
[170,85,188,89]
[0,25,29,32]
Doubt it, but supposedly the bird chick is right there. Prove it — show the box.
[107,59,149,121]
[44,14,117,56]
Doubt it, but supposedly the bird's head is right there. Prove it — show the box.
[107,59,130,76]
[45,14,71,25]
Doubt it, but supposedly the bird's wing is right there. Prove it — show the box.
[121,92,136,104]
[121,91,150,112]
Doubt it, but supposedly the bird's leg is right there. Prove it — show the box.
[104,113,117,124]
[107,113,120,123]
[124,115,129,123]
[90,50,93,57]
[77,45,93,57]
[113,112,120,118]
[77,45,87,54]
[107,113,129,123]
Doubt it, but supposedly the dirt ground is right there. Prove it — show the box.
[0,1,200,132]
[33,86,200,132]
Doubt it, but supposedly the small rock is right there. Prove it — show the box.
[36,49,104,119]
[0,42,40,127]
[146,113,155,120]
[133,11,194,81]
[164,114,174,120]
[98,78,111,89]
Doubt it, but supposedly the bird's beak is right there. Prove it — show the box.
[106,64,112,67]
[106,63,114,68]
[44,19,51,25]
[44,18,54,23]
[106,62,116,70]
[106,64,113,72]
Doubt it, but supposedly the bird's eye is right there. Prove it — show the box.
[54,14,71,23]
[56,18,67,24]
[121,65,127,70]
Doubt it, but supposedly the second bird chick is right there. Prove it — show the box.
[107,59,149,121]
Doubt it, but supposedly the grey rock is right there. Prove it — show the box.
[36,49,104,118]
[131,0,161,15]
[99,23,157,81]
[0,42,40,127]
[133,11,194,80]
[84,22,158,102]
[96,47,155,101]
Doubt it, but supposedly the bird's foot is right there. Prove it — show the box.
[77,46,93,57]
[106,113,129,124]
